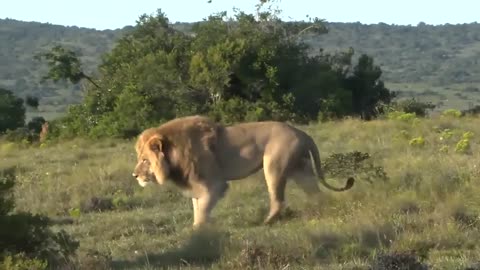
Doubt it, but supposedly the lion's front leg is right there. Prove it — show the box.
[192,182,229,229]
[192,198,199,227]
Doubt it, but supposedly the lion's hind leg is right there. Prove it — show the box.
[262,155,289,225]
[290,158,322,198]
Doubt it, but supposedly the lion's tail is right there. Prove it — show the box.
[306,136,354,192]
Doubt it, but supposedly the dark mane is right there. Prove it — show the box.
[154,115,220,189]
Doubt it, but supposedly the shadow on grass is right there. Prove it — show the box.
[111,227,226,269]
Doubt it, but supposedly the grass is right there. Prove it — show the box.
[2,115,480,269]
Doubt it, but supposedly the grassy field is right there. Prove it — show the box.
[2,115,480,269]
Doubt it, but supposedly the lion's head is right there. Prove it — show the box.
[132,115,221,189]
[132,131,170,187]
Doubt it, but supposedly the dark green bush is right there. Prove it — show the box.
[323,151,389,184]
[390,98,436,117]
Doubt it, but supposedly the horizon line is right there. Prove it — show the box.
[1,17,479,32]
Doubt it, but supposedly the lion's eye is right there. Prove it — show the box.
[142,159,148,164]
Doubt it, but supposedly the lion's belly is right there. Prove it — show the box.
[219,143,264,181]
[216,126,270,180]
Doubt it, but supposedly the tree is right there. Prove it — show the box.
[342,54,396,120]
[25,95,39,109]
[0,88,26,133]
[34,45,100,88]
[41,8,395,139]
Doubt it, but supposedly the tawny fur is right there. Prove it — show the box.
[132,115,355,228]
[39,122,49,143]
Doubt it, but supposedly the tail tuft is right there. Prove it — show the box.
[345,177,355,190]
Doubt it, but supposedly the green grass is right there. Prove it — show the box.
[2,116,480,269]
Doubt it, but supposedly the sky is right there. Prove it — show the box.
[1,0,479,30]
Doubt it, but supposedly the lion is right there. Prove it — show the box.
[39,121,49,143]
[132,115,354,228]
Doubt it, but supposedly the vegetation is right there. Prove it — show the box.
[0,88,26,133]
[2,116,480,269]
[1,1,480,269]
[35,9,395,139]
[2,18,480,119]
[0,167,79,269]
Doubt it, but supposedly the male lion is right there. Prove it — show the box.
[132,115,354,228]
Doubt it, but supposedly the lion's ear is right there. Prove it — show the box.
[148,135,163,154]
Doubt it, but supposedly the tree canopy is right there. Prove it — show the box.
[0,88,25,133]
[41,8,394,139]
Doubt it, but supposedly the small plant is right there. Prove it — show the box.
[455,138,471,154]
[68,208,81,218]
[1,253,48,270]
[370,251,428,270]
[390,98,436,117]
[439,145,449,153]
[463,131,474,140]
[323,151,389,183]
[439,128,454,141]
[442,108,462,118]
[387,111,417,122]
[409,136,425,147]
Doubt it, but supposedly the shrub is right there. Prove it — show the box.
[3,128,37,144]
[370,251,428,270]
[442,108,462,118]
[26,117,46,134]
[0,253,47,270]
[0,88,26,134]
[323,151,388,183]
[462,105,480,116]
[387,111,417,122]
[455,138,471,154]
[409,137,425,147]
[392,98,435,117]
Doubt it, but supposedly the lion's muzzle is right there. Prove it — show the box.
[132,173,151,187]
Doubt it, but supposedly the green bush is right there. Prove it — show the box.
[391,98,435,117]
[1,253,47,270]
[387,111,417,121]
[0,88,26,134]
[442,108,463,118]
[409,136,425,147]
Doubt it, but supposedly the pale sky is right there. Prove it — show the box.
[1,0,478,30]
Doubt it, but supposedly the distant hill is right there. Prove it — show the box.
[1,18,480,119]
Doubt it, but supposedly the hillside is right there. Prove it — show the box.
[1,19,480,119]
[0,19,130,119]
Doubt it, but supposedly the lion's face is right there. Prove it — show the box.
[133,134,170,187]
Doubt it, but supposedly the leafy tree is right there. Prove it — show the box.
[41,7,395,139]
[34,45,100,88]
[0,88,26,133]
[26,116,46,134]
[25,95,39,109]
[342,54,396,120]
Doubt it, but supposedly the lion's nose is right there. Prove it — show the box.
[132,173,138,178]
